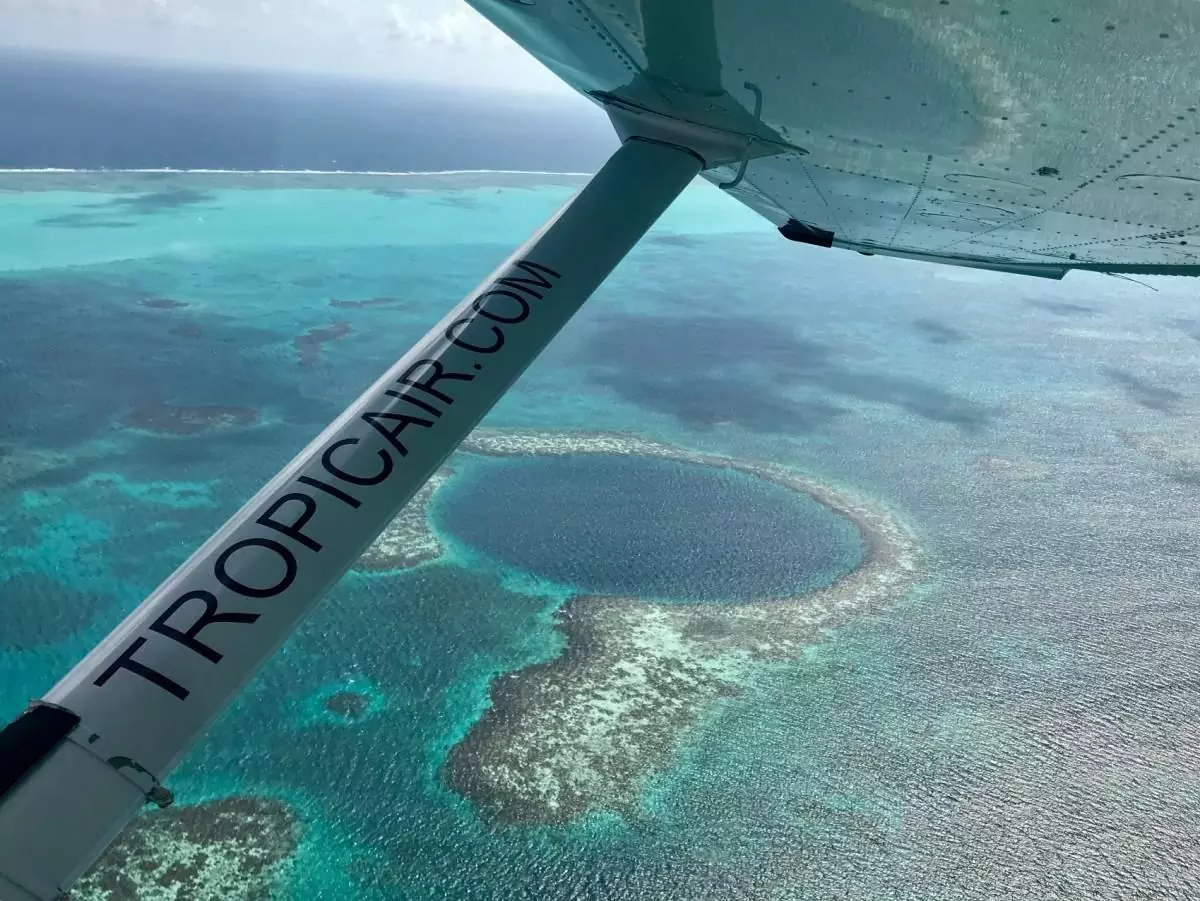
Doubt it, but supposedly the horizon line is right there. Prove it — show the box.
[0,167,595,177]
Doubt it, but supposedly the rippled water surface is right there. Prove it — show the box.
[1,171,1199,900]
[436,453,863,601]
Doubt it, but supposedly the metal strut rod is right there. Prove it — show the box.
[0,137,703,901]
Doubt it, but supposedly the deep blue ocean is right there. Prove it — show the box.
[0,51,617,172]
[2,53,1200,901]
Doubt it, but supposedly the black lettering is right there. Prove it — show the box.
[496,259,561,298]
[396,358,476,404]
[256,493,322,553]
[362,409,434,456]
[298,475,362,509]
[445,317,504,354]
[215,537,297,599]
[322,437,393,486]
[383,389,442,418]
[473,289,529,323]
[149,590,260,664]
[93,637,188,700]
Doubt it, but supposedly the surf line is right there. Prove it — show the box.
[92,259,560,701]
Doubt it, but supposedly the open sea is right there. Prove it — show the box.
[2,54,1200,901]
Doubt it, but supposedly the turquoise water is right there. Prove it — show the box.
[436,453,862,602]
[2,172,1200,898]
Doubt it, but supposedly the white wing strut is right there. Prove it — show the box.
[0,137,702,901]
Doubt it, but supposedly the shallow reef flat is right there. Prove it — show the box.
[119,402,261,437]
[70,797,300,901]
[355,468,452,571]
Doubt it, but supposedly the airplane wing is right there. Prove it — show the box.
[5,5,1200,897]
[469,0,1200,279]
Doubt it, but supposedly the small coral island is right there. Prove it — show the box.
[294,322,350,367]
[324,690,370,720]
[307,678,386,725]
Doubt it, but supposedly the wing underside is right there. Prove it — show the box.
[469,0,1200,278]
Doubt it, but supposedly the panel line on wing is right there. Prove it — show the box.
[931,112,1197,256]
[571,0,644,78]
[798,163,848,239]
[887,154,933,247]
[807,161,1046,216]
[1032,222,1199,256]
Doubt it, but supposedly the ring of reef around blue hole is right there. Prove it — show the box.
[358,428,924,825]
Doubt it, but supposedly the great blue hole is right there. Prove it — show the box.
[435,454,864,603]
